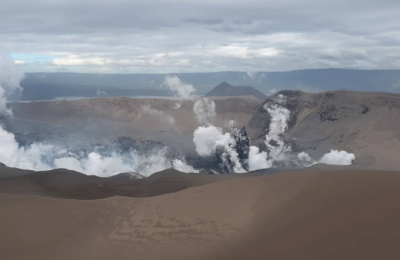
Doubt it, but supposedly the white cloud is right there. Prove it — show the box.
[213,44,280,59]
[1,0,400,73]
[14,60,26,65]
[52,56,109,66]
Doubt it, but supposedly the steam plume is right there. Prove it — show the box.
[263,94,292,162]
[193,98,216,125]
[0,54,24,115]
[164,76,195,99]
[192,125,245,173]
[192,93,356,173]
[0,127,197,177]
[318,150,355,165]
[140,105,176,126]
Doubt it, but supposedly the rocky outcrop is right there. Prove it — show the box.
[234,127,250,171]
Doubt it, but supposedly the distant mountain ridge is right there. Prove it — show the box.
[205,82,267,99]
[17,69,400,101]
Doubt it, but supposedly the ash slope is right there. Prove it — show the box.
[0,164,250,199]
[248,90,400,170]
[1,169,400,260]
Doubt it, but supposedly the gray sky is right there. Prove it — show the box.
[1,0,399,73]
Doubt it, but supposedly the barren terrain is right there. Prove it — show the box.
[1,168,399,260]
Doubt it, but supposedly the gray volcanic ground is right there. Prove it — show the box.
[1,88,400,176]
[6,96,261,152]
[2,95,264,175]
[248,90,400,170]
[1,169,400,260]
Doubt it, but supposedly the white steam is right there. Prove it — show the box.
[0,88,11,116]
[172,158,199,173]
[193,125,245,173]
[193,126,225,156]
[263,94,292,162]
[0,62,198,176]
[248,146,271,171]
[260,94,355,168]
[139,105,176,126]
[242,94,293,171]
[164,76,195,99]
[0,54,24,115]
[297,152,314,164]
[318,150,355,165]
[193,98,216,125]
[192,93,356,173]
[96,88,108,97]
[0,125,197,177]
[164,75,196,109]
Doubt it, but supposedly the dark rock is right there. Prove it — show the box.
[233,127,250,171]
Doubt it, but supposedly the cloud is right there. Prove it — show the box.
[1,0,399,73]
[212,45,280,59]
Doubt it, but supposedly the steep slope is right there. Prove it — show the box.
[248,90,400,170]
[205,82,267,99]
[0,165,248,199]
[1,169,400,259]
